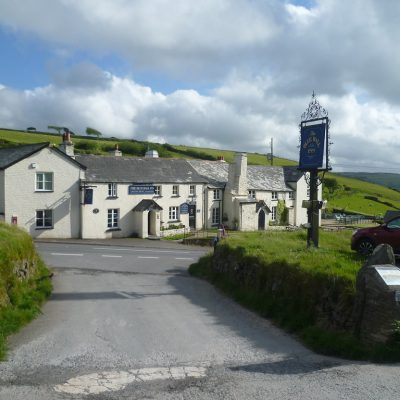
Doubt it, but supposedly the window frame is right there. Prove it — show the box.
[172,185,179,196]
[169,206,179,221]
[154,185,161,196]
[288,191,294,200]
[107,208,119,229]
[36,209,53,229]
[189,185,195,196]
[248,190,256,199]
[107,183,117,198]
[271,191,278,200]
[36,172,53,192]
[212,207,220,225]
[271,206,277,221]
[213,189,220,200]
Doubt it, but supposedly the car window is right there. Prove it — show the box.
[387,218,400,229]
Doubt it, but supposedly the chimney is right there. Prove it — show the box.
[60,129,75,158]
[227,152,247,195]
[111,144,122,157]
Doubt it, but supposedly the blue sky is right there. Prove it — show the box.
[0,0,400,172]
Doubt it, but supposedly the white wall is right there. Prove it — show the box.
[4,147,82,238]
[81,182,205,239]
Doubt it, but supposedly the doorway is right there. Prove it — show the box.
[189,205,196,229]
[258,209,266,230]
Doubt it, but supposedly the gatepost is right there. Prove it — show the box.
[298,92,332,248]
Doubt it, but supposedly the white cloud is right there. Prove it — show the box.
[0,1,400,171]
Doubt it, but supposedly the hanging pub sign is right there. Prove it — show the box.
[180,203,189,214]
[299,123,326,171]
[84,188,93,204]
[128,184,155,195]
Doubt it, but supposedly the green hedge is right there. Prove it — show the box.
[0,222,52,359]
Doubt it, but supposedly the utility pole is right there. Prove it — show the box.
[267,138,274,166]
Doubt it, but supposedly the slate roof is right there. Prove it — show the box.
[132,199,163,212]
[187,160,300,191]
[0,143,49,170]
[0,143,86,170]
[75,155,208,184]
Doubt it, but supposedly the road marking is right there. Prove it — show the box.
[116,291,135,299]
[54,366,207,395]
[51,253,83,256]
[175,257,194,260]
[93,247,193,254]
[101,255,123,258]
[138,256,159,259]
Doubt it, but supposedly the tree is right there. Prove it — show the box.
[48,125,64,135]
[86,127,102,138]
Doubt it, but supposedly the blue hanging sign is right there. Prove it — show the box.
[180,203,189,214]
[299,123,326,170]
[84,188,93,204]
[128,184,155,195]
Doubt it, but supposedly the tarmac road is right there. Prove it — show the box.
[0,240,399,399]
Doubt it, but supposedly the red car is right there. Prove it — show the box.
[351,216,400,256]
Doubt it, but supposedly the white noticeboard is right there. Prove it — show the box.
[375,266,400,287]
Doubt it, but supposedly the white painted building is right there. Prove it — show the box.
[0,137,317,239]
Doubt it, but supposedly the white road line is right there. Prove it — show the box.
[101,255,123,258]
[175,257,194,260]
[93,247,192,254]
[138,256,159,259]
[116,291,135,299]
[51,253,83,256]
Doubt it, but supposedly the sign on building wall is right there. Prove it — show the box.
[84,188,93,204]
[128,184,155,195]
[299,123,326,170]
[180,203,189,214]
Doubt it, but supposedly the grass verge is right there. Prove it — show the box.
[189,229,400,362]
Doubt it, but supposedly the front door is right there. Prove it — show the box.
[189,205,196,229]
[258,209,266,230]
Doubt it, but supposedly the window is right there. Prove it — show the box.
[172,185,179,196]
[169,206,179,221]
[154,185,161,196]
[189,185,195,196]
[271,191,278,200]
[107,209,119,228]
[36,172,53,191]
[289,191,294,200]
[271,206,277,221]
[36,209,53,228]
[212,207,220,225]
[307,188,310,198]
[213,189,221,200]
[108,183,117,197]
[248,190,256,199]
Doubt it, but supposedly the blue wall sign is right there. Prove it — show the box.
[84,188,93,204]
[299,123,326,170]
[180,203,189,214]
[128,184,155,195]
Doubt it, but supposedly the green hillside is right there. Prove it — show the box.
[337,172,400,191]
[1,127,399,217]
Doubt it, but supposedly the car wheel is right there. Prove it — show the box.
[357,238,375,256]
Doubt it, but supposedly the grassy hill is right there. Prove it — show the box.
[1,127,399,217]
[336,172,400,191]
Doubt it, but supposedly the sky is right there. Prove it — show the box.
[0,0,400,172]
